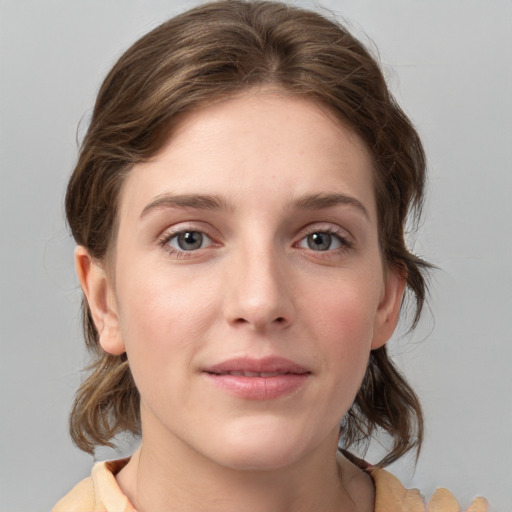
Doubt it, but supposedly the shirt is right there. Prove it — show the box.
[52,457,489,512]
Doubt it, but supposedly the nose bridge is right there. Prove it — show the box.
[224,234,293,330]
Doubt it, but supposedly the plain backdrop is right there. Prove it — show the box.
[1,0,511,510]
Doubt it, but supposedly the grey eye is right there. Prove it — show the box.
[299,232,343,251]
[169,231,211,251]
[308,232,331,251]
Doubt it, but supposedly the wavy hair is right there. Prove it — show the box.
[66,0,430,465]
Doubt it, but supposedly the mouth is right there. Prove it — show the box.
[202,357,311,400]
[207,370,304,377]
[203,356,310,376]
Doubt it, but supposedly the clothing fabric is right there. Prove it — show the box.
[52,457,488,512]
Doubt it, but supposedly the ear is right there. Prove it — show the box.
[74,245,125,355]
[371,266,407,350]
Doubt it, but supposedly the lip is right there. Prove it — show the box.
[202,356,311,400]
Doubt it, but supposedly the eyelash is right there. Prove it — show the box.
[158,229,215,259]
[157,226,353,259]
[295,227,353,254]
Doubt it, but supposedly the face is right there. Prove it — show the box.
[79,89,404,471]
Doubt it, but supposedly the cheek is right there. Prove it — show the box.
[311,274,381,342]
[306,271,382,385]
[118,259,216,332]
[114,264,220,388]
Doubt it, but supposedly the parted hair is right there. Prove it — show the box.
[66,0,431,466]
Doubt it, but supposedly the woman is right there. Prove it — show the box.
[53,1,487,510]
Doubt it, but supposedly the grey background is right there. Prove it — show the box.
[1,0,511,510]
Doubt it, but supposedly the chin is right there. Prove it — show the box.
[203,418,323,472]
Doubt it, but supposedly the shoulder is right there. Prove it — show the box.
[369,466,426,512]
[340,450,488,512]
[52,458,135,512]
[52,476,97,512]
[370,466,489,512]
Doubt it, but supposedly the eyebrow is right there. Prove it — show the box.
[140,192,369,219]
[289,192,369,220]
[140,193,233,218]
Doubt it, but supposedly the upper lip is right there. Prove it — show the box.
[203,356,310,376]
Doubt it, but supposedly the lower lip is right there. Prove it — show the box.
[203,373,310,400]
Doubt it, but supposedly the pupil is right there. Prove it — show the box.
[308,232,331,251]
[179,231,202,250]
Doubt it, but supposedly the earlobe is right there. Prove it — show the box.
[74,245,125,356]
[371,267,407,350]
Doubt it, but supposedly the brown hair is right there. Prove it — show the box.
[66,0,430,466]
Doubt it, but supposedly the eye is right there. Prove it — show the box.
[167,230,212,251]
[298,231,346,251]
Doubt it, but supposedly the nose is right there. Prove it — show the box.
[223,242,295,332]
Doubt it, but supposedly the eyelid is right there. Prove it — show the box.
[157,222,221,258]
[156,221,354,259]
[294,223,354,252]
[168,231,213,251]
[296,222,353,242]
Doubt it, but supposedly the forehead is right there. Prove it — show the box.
[118,89,377,222]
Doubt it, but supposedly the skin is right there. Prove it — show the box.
[76,88,405,512]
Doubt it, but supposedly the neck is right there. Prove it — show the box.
[117,436,373,512]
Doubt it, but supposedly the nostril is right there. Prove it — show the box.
[230,315,289,328]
